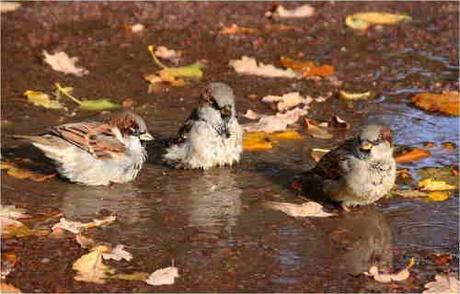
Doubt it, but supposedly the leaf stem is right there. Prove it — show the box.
[147,45,169,70]
[54,83,82,105]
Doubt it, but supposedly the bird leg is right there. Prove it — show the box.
[340,203,351,212]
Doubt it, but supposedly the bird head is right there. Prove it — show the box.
[356,125,393,160]
[200,82,236,122]
[109,110,154,142]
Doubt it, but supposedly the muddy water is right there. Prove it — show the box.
[1,2,459,292]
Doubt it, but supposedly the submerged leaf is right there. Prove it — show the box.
[265,201,335,218]
[79,99,120,111]
[411,91,460,116]
[24,90,64,109]
[52,215,116,234]
[280,57,335,77]
[395,147,431,163]
[423,273,459,294]
[346,12,411,30]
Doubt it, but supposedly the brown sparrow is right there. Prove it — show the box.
[14,110,153,186]
[163,82,243,169]
[305,124,396,210]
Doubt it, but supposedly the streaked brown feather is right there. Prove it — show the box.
[312,138,356,180]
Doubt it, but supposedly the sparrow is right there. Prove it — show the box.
[304,124,396,210]
[14,110,153,186]
[163,82,243,169]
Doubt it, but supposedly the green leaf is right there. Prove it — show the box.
[79,99,120,111]
[164,62,204,78]
[24,90,64,109]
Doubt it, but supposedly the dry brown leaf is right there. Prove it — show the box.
[395,148,431,163]
[265,201,335,217]
[423,273,459,294]
[145,266,179,286]
[304,118,333,139]
[72,245,114,284]
[280,56,335,77]
[364,257,415,283]
[229,56,298,78]
[219,24,258,35]
[412,91,460,116]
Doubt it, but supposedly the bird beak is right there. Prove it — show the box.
[359,141,373,151]
[220,105,232,118]
[139,132,154,141]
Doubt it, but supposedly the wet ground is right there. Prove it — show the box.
[1,2,459,292]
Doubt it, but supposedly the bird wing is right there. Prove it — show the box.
[49,121,126,159]
[312,138,355,180]
[175,108,200,144]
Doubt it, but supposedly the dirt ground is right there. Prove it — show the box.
[1,2,459,293]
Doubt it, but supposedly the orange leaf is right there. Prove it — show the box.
[411,91,460,116]
[395,148,431,163]
[0,283,21,293]
[280,56,335,77]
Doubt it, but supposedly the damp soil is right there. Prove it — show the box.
[1,2,459,292]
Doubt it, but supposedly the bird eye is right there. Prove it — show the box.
[130,127,140,136]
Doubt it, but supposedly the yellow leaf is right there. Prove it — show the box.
[411,91,460,116]
[346,12,411,30]
[418,178,456,191]
[269,130,303,140]
[24,90,63,109]
[339,90,373,101]
[427,191,450,202]
[243,131,303,151]
[72,245,114,284]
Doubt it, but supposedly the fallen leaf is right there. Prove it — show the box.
[396,168,413,185]
[418,178,456,191]
[261,92,312,111]
[243,106,308,133]
[264,201,335,217]
[229,56,298,78]
[219,24,258,35]
[1,252,17,279]
[52,215,116,234]
[339,90,373,101]
[423,141,436,148]
[346,12,411,31]
[0,205,28,219]
[75,234,96,249]
[395,147,431,163]
[280,57,335,77]
[243,131,303,152]
[130,23,145,33]
[154,46,182,63]
[304,118,333,139]
[364,257,415,283]
[423,273,459,294]
[145,266,179,286]
[411,91,460,116]
[310,148,330,162]
[1,217,48,239]
[102,244,133,262]
[72,245,114,284]
[441,142,456,151]
[430,253,453,266]
[110,272,149,281]
[24,90,64,109]
[418,166,459,187]
[0,2,20,13]
[426,191,450,202]
[0,160,56,182]
[79,99,120,111]
[267,4,314,19]
[43,50,89,77]
[392,189,429,198]
[329,115,350,129]
[0,283,21,293]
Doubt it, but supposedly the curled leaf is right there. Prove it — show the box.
[329,115,350,129]
[24,90,63,109]
[52,215,116,234]
[310,148,331,162]
[346,12,411,31]
[339,90,373,101]
[280,56,335,77]
[364,257,415,283]
[145,266,179,286]
[304,118,333,139]
[229,56,298,78]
